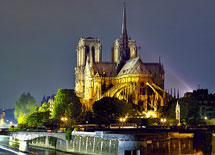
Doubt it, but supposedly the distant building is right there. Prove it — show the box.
[0,109,17,124]
[74,3,166,117]
[0,110,5,124]
[184,89,215,119]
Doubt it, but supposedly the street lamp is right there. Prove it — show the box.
[119,117,127,128]
[119,117,126,123]
[61,117,68,121]
[60,117,68,131]
[160,118,167,125]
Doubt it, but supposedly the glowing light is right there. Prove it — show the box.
[119,117,126,123]
[146,110,157,118]
[165,66,193,96]
[204,116,208,120]
[160,118,167,123]
[61,117,68,121]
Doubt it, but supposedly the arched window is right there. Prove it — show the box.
[85,46,90,63]
[91,46,95,62]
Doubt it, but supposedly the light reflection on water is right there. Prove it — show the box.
[146,138,194,155]
[28,146,77,155]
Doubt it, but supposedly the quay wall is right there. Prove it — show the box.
[10,131,146,155]
[9,131,215,155]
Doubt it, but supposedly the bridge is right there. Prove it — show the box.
[10,132,66,151]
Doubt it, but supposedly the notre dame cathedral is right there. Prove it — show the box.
[75,3,165,117]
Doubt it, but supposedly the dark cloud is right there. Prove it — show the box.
[0,0,215,108]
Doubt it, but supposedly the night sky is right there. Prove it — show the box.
[0,0,215,108]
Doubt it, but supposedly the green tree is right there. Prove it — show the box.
[26,111,50,126]
[208,119,215,125]
[66,128,73,141]
[161,97,201,125]
[52,89,82,121]
[38,102,50,113]
[77,111,95,124]
[14,93,37,124]
[93,97,129,125]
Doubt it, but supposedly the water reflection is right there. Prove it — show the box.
[146,138,193,155]
[146,132,215,155]
[29,146,77,155]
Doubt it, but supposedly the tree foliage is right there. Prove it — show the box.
[208,119,215,125]
[93,97,130,125]
[161,97,201,125]
[26,111,50,126]
[52,89,82,120]
[38,102,50,113]
[77,111,95,124]
[66,128,73,141]
[14,93,37,124]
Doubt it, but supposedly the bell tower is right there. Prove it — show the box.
[75,37,102,97]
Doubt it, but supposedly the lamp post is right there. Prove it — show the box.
[160,118,166,126]
[119,117,127,128]
[61,117,68,128]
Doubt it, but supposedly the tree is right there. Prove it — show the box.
[26,111,50,126]
[52,89,82,121]
[208,119,215,125]
[77,111,95,124]
[161,97,201,125]
[38,102,50,113]
[93,97,130,125]
[14,93,37,124]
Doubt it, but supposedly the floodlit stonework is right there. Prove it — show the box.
[75,3,165,116]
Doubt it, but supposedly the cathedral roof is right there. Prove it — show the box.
[118,57,151,76]
[143,63,163,75]
[93,62,117,77]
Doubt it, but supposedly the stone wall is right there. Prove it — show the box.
[10,131,145,155]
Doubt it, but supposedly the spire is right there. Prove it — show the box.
[121,2,128,51]
[176,100,180,122]
[117,2,130,73]
[177,88,180,99]
[122,2,127,36]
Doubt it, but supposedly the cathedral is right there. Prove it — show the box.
[75,4,165,117]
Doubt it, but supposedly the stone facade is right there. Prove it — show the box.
[75,4,165,115]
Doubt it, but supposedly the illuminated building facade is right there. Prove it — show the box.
[75,3,165,116]
[176,100,180,123]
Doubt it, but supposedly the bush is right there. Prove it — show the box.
[66,128,73,141]
[208,119,215,125]
[8,127,27,132]
[147,118,159,126]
